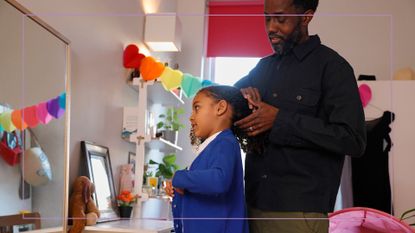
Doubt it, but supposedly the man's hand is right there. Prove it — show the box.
[240,87,261,110]
[235,93,279,136]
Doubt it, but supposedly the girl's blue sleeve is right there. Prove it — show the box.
[172,139,238,195]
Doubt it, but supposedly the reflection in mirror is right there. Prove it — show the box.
[81,141,119,222]
[0,0,70,231]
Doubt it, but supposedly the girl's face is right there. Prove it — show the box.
[190,92,220,140]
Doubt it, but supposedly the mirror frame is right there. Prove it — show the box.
[81,141,119,222]
[3,0,71,231]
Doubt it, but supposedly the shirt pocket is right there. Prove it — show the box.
[267,88,320,115]
[288,88,320,115]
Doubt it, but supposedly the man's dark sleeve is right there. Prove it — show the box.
[268,60,367,157]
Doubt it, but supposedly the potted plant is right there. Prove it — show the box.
[116,190,139,218]
[149,153,180,180]
[156,107,185,144]
[400,208,415,226]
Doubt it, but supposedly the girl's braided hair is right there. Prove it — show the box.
[190,85,266,154]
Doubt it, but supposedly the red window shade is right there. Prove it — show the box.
[207,1,273,57]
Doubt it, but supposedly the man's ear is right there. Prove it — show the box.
[302,9,314,26]
[216,100,228,116]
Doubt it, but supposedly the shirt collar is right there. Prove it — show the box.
[292,35,321,61]
[194,131,222,155]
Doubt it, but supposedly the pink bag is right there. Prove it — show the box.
[329,207,415,233]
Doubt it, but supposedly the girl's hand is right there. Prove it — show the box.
[164,180,174,197]
[175,188,185,195]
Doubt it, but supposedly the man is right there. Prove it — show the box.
[234,0,366,232]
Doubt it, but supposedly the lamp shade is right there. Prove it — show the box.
[144,13,181,52]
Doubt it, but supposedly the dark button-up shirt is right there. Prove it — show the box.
[234,35,366,213]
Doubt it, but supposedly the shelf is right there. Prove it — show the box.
[122,134,182,152]
[128,78,184,105]
[147,137,182,151]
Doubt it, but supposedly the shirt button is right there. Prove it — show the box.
[176,224,179,228]
[173,204,176,208]
[296,95,303,101]
[272,93,278,98]
[262,174,268,179]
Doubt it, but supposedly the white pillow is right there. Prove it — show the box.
[23,147,52,186]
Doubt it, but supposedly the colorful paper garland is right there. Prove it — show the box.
[123,44,218,99]
[140,57,165,81]
[0,92,66,133]
[0,111,16,132]
[37,102,53,124]
[160,67,183,91]
[181,74,203,98]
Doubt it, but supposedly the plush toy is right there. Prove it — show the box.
[68,176,100,233]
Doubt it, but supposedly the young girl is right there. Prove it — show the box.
[166,85,263,233]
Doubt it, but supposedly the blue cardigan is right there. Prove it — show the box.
[172,129,249,233]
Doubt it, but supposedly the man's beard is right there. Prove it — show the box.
[269,21,302,57]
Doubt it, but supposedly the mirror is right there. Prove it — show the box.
[0,0,70,231]
[81,141,119,221]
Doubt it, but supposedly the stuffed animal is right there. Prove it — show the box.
[68,176,100,233]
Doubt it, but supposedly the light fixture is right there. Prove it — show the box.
[144,13,182,52]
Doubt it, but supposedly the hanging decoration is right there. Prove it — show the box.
[140,56,165,81]
[37,102,53,124]
[358,84,372,108]
[0,111,16,132]
[123,44,145,69]
[11,110,28,130]
[181,74,203,98]
[0,92,66,133]
[160,67,183,91]
[123,44,218,98]
[23,106,39,128]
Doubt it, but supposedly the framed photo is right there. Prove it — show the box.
[81,141,119,221]
[128,152,136,173]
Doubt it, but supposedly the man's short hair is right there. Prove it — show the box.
[293,0,319,12]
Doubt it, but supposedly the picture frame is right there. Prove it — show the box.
[81,141,119,222]
[128,151,136,173]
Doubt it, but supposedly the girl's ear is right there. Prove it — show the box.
[216,100,228,116]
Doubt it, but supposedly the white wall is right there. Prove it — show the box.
[310,0,415,80]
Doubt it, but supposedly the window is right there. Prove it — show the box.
[212,57,260,85]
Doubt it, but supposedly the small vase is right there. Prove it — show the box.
[118,206,133,218]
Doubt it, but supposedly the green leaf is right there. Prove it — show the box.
[163,154,176,165]
[149,160,159,165]
[156,122,164,129]
[173,164,180,171]
[400,208,415,220]
[402,214,415,220]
